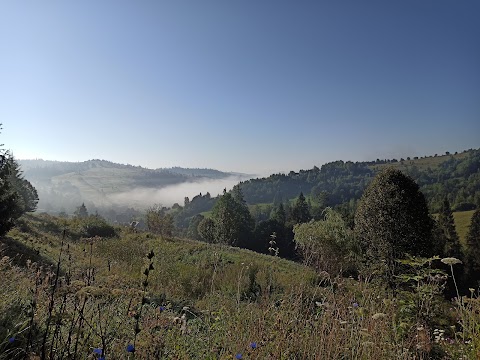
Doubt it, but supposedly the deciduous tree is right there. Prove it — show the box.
[210,189,254,247]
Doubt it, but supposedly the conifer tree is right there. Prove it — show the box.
[355,168,434,280]
[291,192,310,224]
[438,198,463,259]
[0,128,38,236]
[271,203,286,225]
[74,203,89,219]
[0,155,22,236]
[465,209,480,280]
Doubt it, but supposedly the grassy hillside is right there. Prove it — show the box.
[1,214,480,359]
[368,151,471,172]
[454,210,475,244]
[18,159,246,213]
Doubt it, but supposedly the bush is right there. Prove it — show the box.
[79,215,116,238]
[294,208,359,276]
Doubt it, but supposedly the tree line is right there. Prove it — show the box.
[172,167,480,293]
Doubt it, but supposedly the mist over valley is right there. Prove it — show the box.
[18,159,253,213]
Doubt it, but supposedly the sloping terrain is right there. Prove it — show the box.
[18,159,245,212]
[1,213,479,359]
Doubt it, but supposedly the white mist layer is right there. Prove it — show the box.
[108,176,252,208]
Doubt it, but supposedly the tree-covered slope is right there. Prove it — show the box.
[237,149,480,212]
[18,159,242,212]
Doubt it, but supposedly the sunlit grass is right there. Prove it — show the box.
[453,210,475,244]
[1,213,479,359]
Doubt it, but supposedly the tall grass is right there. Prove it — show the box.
[1,213,479,359]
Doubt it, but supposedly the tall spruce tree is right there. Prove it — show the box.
[465,209,480,281]
[0,154,22,236]
[0,128,38,237]
[291,192,310,224]
[6,157,38,213]
[271,203,286,225]
[74,203,89,219]
[438,198,463,259]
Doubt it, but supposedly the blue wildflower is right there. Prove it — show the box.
[250,342,257,349]
[93,348,102,355]
[235,354,243,359]
[353,302,359,308]
[8,337,15,343]
[159,306,166,312]
[127,344,135,353]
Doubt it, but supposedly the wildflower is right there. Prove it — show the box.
[250,342,257,349]
[93,348,103,355]
[159,306,166,312]
[372,313,386,320]
[127,344,135,353]
[441,257,462,266]
[8,337,15,343]
[236,354,243,359]
[352,302,359,308]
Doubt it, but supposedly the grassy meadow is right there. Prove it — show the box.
[369,152,471,172]
[453,210,475,244]
[1,213,480,359]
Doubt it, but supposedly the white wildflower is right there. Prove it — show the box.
[372,313,386,320]
[441,257,462,266]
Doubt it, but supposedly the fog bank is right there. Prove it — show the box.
[109,175,252,208]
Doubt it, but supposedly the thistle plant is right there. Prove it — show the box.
[130,249,155,357]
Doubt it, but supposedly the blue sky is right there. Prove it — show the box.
[1,1,479,174]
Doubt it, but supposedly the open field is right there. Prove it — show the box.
[454,210,475,244]
[369,151,471,172]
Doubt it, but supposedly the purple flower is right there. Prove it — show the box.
[127,344,135,353]
[353,302,359,308]
[8,337,15,343]
[159,306,166,312]
[93,348,102,355]
[236,354,243,359]
[250,342,257,349]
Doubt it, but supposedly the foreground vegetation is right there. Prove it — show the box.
[1,213,480,359]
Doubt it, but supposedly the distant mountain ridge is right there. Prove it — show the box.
[17,159,247,212]
[18,159,235,179]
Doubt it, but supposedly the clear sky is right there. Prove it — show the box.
[1,1,479,174]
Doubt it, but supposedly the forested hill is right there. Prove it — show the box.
[236,149,480,212]
[19,159,233,180]
[18,159,239,212]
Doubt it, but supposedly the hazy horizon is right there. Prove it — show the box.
[15,144,478,177]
